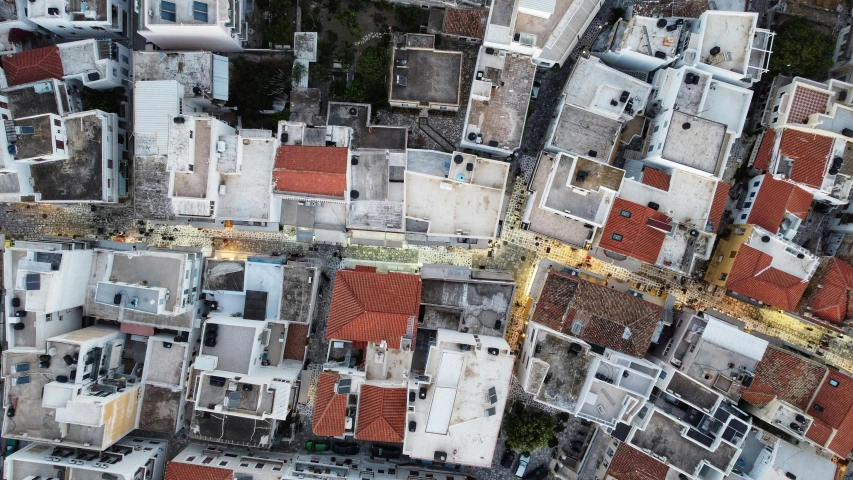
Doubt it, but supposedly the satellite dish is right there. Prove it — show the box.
[48,347,57,356]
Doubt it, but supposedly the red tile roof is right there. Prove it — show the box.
[753,129,777,171]
[326,267,421,349]
[788,84,830,124]
[442,8,488,39]
[708,182,730,233]
[531,270,663,357]
[599,198,671,265]
[725,245,809,311]
[312,372,347,437]
[808,369,853,457]
[809,258,853,325]
[606,444,669,480]
[779,129,834,188]
[641,168,671,191]
[283,323,310,361]
[355,385,407,443]
[747,175,813,234]
[806,419,833,446]
[272,145,348,197]
[741,346,827,411]
[3,46,64,87]
[165,463,233,480]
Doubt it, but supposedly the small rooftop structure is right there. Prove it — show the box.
[390,35,463,110]
[403,329,514,467]
[404,150,510,239]
[461,48,536,155]
[133,51,229,101]
[294,32,318,62]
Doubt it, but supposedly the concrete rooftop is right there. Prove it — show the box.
[661,111,726,175]
[390,47,462,107]
[550,105,621,159]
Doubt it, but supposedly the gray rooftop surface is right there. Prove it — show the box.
[200,323,256,374]
[550,105,621,158]
[173,120,211,199]
[133,51,213,89]
[326,103,407,151]
[191,409,273,446]
[666,371,719,411]
[420,278,513,336]
[14,116,56,160]
[280,263,317,323]
[145,340,187,385]
[390,48,462,106]
[467,53,536,150]
[490,0,515,27]
[139,384,182,433]
[661,111,726,175]
[133,156,173,220]
[533,331,592,411]
[631,411,737,473]
[109,253,182,311]
[525,154,597,247]
[204,259,246,292]
[5,84,63,118]
[31,114,103,201]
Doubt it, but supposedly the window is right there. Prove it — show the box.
[741,214,748,220]
[654,125,659,132]
[729,251,738,258]
[749,191,756,197]
[619,209,632,218]
[814,404,824,412]
[719,273,728,280]
[122,68,129,76]
[830,379,840,387]
[56,140,64,150]
[91,26,105,30]
[107,179,111,188]
[0,101,7,109]
[122,54,129,64]
[193,1,208,21]
[107,159,113,169]
[753,181,760,187]
[773,105,779,112]
[773,116,778,123]
[53,119,61,126]
[611,233,623,241]
[657,142,662,151]
[743,202,752,208]
[664,121,668,127]
[160,1,176,21]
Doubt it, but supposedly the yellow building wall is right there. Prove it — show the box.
[102,385,141,447]
[704,224,754,287]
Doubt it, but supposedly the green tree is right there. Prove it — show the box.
[330,79,348,99]
[356,46,389,84]
[345,78,369,102]
[394,4,422,32]
[81,87,123,113]
[504,408,556,453]
[769,17,834,80]
[339,41,356,68]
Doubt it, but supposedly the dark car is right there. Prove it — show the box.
[500,450,517,469]
[331,443,360,455]
[371,445,402,459]
[523,466,549,480]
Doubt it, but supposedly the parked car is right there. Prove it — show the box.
[514,453,530,477]
[371,444,402,459]
[332,443,359,455]
[500,450,517,469]
[523,466,549,480]
[305,440,328,452]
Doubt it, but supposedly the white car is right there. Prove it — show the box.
[515,453,530,477]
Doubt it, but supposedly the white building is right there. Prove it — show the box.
[0,0,38,52]
[27,0,128,38]
[4,436,168,480]
[138,0,248,51]
[482,0,600,67]
[403,329,514,468]
[592,11,774,87]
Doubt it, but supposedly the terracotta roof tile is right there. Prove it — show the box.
[788,85,830,124]
[283,323,309,361]
[708,182,730,233]
[806,419,833,446]
[326,267,421,349]
[753,129,776,171]
[741,346,827,411]
[442,8,488,39]
[809,258,853,325]
[599,198,671,265]
[531,270,662,357]
[355,385,407,443]
[809,370,853,457]
[641,168,671,191]
[312,372,348,437]
[165,463,233,480]
[779,129,834,188]
[747,175,813,234]
[3,46,64,87]
[272,145,348,197]
[725,245,809,311]
[606,444,668,480]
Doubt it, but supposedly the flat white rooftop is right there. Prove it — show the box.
[697,12,756,75]
[217,136,276,221]
[620,16,685,59]
[620,168,717,225]
[404,331,513,468]
[563,56,651,120]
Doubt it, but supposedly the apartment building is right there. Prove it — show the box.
[27,0,128,38]
[2,40,130,90]
[138,0,247,51]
